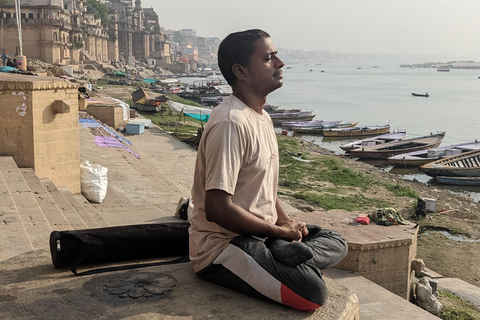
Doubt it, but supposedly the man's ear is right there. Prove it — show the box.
[232,63,247,81]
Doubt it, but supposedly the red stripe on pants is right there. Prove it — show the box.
[280,283,322,311]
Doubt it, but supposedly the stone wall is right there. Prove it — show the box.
[0,74,80,193]
[294,209,418,300]
[85,105,128,130]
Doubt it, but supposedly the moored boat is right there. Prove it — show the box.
[269,110,316,125]
[323,124,390,137]
[420,149,480,177]
[436,176,480,186]
[388,141,480,167]
[281,120,340,128]
[349,132,445,159]
[291,121,358,134]
[340,130,407,152]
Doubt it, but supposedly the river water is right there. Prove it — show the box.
[179,62,480,200]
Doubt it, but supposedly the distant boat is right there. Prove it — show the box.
[349,132,446,159]
[373,65,380,68]
[388,141,480,167]
[340,131,407,152]
[421,149,480,177]
[322,124,391,137]
[437,67,450,72]
[412,92,429,97]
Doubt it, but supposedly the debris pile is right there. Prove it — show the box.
[27,59,70,77]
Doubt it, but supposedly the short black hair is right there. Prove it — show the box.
[217,29,270,86]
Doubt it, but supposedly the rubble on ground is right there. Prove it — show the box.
[27,59,70,77]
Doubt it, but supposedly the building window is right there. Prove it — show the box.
[28,13,33,19]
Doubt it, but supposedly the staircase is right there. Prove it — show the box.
[0,156,111,262]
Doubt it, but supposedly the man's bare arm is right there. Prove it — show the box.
[205,189,305,241]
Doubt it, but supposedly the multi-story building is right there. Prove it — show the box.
[0,0,171,66]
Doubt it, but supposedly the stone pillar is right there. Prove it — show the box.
[0,74,80,193]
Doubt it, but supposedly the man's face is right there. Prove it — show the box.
[244,37,285,97]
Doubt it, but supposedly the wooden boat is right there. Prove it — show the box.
[388,141,480,167]
[436,176,480,186]
[420,149,480,177]
[349,132,445,159]
[340,130,407,152]
[291,122,358,134]
[269,110,316,125]
[323,124,390,137]
[437,67,450,72]
[269,110,313,119]
[267,108,302,114]
[281,120,340,128]
[412,92,429,97]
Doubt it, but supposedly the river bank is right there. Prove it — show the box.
[94,84,480,318]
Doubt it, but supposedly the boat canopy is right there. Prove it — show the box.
[213,85,232,95]
[168,101,212,122]
[142,78,158,84]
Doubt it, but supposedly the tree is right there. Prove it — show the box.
[173,31,185,43]
[85,0,109,28]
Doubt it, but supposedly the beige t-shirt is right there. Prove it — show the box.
[189,95,280,272]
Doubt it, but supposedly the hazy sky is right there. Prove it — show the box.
[141,0,480,60]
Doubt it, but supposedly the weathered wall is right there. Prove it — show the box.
[295,210,418,301]
[0,74,80,193]
[85,105,128,129]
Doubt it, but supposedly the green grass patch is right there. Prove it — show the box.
[291,192,392,211]
[278,140,372,189]
[383,182,418,198]
[437,290,480,320]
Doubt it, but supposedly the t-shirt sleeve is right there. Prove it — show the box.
[204,120,245,195]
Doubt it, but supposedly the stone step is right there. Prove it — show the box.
[0,166,33,261]
[0,157,51,250]
[40,179,88,230]
[73,194,110,228]
[57,186,101,229]
[324,268,441,320]
[20,169,72,231]
[89,185,136,210]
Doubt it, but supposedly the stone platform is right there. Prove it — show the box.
[293,210,418,300]
[0,250,359,320]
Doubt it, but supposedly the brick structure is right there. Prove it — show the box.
[0,74,80,193]
[293,209,418,300]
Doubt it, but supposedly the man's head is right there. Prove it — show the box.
[218,29,284,98]
[218,29,271,86]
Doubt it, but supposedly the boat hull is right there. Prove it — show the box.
[349,133,445,159]
[388,141,480,167]
[340,131,407,152]
[420,149,480,177]
[323,125,390,137]
[291,122,358,134]
[436,176,480,186]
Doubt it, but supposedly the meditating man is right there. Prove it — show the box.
[188,29,348,311]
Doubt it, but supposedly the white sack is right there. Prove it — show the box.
[80,160,108,203]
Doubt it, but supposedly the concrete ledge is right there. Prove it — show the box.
[0,250,359,320]
[291,209,419,299]
[324,268,440,320]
